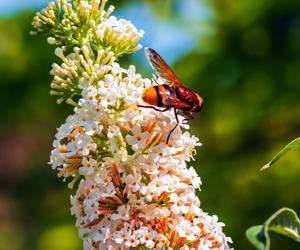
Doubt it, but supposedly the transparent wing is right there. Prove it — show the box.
[145,47,183,87]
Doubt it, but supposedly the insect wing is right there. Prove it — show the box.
[163,94,190,110]
[145,48,183,87]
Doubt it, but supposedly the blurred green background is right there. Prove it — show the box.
[1,0,300,249]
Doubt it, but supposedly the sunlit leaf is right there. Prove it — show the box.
[246,208,300,250]
[261,137,300,171]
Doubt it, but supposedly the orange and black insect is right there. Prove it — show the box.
[139,47,204,143]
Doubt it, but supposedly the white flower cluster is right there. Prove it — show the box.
[50,62,150,183]
[94,16,144,56]
[50,62,232,249]
[31,0,144,56]
[31,1,58,33]
[50,45,116,103]
[33,0,233,249]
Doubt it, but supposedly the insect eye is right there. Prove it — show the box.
[195,100,203,112]
[199,99,203,108]
[197,96,204,111]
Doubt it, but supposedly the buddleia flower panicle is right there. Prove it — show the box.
[32,0,144,104]
[50,45,117,103]
[32,0,233,249]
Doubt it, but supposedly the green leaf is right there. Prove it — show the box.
[261,137,300,171]
[246,225,266,250]
[246,208,300,250]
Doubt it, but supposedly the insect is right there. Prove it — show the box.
[139,47,203,143]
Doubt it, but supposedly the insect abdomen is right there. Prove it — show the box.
[142,84,172,107]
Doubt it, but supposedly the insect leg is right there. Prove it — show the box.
[182,112,194,124]
[138,105,170,112]
[166,109,180,144]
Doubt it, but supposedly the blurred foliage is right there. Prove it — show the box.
[246,208,300,250]
[0,0,300,250]
[38,224,81,250]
